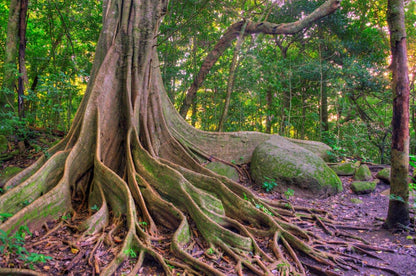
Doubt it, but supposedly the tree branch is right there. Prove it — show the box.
[179,0,341,118]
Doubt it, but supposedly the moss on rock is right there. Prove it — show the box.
[350,198,363,204]
[205,162,239,182]
[329,162,360,176]
[354,165,372,181]
[376,168,391,184]
[250,136,342,197]
[351,180,378,194]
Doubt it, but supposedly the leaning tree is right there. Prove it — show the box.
[0,0,387,275]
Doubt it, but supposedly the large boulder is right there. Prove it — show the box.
[250,136,342,197]
[287,138,332,161]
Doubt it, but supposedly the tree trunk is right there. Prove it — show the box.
[1,0,20,114]
[0,1,384,275]
[217,21,247,132]
[265,87,273,134]
[17,0,28,118]
[384,0,410,228]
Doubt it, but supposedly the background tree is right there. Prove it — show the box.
[384,0,410,229]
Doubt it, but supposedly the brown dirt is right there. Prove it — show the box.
[1,139,416,275]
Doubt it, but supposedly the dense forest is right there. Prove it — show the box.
[0,0,414,163]
[0,0,415,275]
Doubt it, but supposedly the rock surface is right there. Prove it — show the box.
[250,136,342,197]
[354,165,372,181]
[329,162,360,176]
[351,180,378,194]
[376,168,391,184]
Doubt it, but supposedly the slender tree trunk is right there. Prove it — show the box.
[319,44,329,138]
[1,0,21,114]
[217,21,247,132]
[300,92,306,139]
[384,0,410,228]
[265,88,273,134]
[17,0,28,118]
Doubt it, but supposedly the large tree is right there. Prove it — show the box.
[1,0,388,275]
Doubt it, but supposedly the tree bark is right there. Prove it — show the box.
[384,0,410,228]
[17,0,28,118]
[1,0,21,114]
[179,0,341,118]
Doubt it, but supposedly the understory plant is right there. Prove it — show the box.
[262,176,277,192]
[0,225,52,269]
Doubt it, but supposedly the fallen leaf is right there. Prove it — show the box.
[71,248,79,254]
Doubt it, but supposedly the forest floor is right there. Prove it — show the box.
[1,131,416,275]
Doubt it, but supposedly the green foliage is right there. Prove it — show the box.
[61,213,71,220]
[284,188,294,199]
[254,202,273,216]
[0,225,52,268]
[0,212,13,223]
[124,247,137,258]
[262,177,277,192]
[243,192,248,201]
[90,204,99,211]
[389,194,404,203]
[408,155,416,209]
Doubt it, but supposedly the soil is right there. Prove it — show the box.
[1,135,416,275]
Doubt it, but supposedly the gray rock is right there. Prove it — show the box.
[329,162,360,176]
[351,180,378,194]
[376,168,391,184]
[250,136,342,198]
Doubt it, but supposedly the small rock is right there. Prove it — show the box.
[329,162,359,176]
[350,198,363,204]
[351,180,378,194]
[376,168,391,184]
[354,164,372,181]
